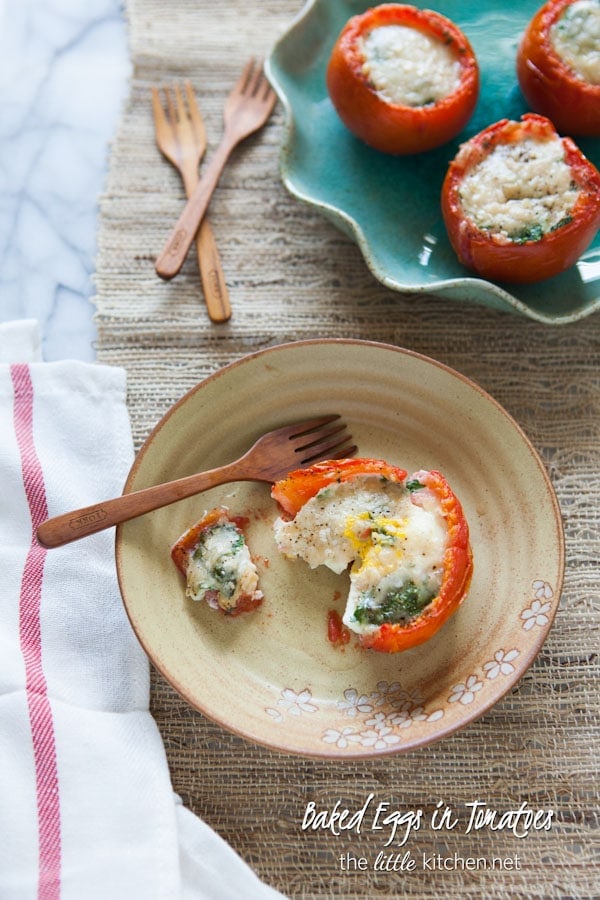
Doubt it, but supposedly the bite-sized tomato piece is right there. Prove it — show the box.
[517,0,600,137]
[272,460,473,654]
[441,113,600,283]
[171,507,263,616]
[271,457,408,517]
[326,3,479,155]
[327,609,352,646]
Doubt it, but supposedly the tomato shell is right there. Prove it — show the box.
[517,0,600,137]
[171,508,262,616]
[441,113,600,283]
[271,457,408,517]
[326,3,479,155]
[272,461,473,654]
[171,506,230,575]
[359,469,473,653]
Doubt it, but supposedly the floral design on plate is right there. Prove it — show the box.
[483,648,520,680]
[264,578,556,746]
[446,579,555,705]
[322,681,445,749]
[448,674,484,705]
[265,687,318,722]
[522,580,554,631]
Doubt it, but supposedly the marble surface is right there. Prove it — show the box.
[0,0,131,362]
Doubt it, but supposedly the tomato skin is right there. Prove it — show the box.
[272,461,472,654]
[171,508,262,617]
[326,4,479,155]
[360,469,472,653]
[517,0,600,137]
[327,609,351,646]
[271,457,408,517]
[171,506,249,575]
[441,113,600,283]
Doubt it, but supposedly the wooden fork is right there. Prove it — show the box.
[155,58,277,281]
[151,82,231,322]
[36,415,356,547]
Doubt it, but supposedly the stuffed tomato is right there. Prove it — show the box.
[326,3,479,155]
[171,507,263,616]
[272,459,473,653]
[441,113,600,283]
[517,0,600,137]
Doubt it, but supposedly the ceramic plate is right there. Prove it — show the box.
[116,341,564,758]
[265,0,600,324]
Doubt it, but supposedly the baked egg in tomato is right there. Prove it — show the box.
[272,459,472,653]
[326,3,480,154]
[517,0,600,137]
[441,113,600,283]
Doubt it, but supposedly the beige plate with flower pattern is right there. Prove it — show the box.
[116,340,564,758]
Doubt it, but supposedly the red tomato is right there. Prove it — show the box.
[272,460,473,654]
[326,3,479,155]
[517,0,600,137]
[271,457,408,517]
[441,113,600,283]
[360,469,473,653]
[171,507,262,617]
[171,506,249,574]
[327,609,351,646]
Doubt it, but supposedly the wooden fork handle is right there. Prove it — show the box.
[194,217,231,323]
[36,461,248,548]
[155,139,233,280]
[179,165,231,323]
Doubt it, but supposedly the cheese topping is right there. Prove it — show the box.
[551,0,600,85]
[360,24,461,107]
[273,475,448,636]
[186,521,261,612]
[458,135,579,242]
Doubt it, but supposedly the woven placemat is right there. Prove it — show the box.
[94,1,599,896]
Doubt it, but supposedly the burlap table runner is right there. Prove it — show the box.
[94,1,598,896]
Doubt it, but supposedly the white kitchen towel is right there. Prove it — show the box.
[0,320,285,900]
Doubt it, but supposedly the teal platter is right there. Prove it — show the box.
[265,0,600,324]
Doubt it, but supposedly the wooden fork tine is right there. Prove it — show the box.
[286,414,341,439]
[151,86,180,168]
[295,422,348,450]
[174,83,186,122]
[285,416,355,462]
[326,442,359,461]
[299,436,357,465]
[164,85,178,129]
[237,57,257,93]
[246,59,266,96]
[174,83,194,147]
[184,81,206,147]
[260,79,276,103]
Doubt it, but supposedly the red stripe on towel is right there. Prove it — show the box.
[11,364,61,900]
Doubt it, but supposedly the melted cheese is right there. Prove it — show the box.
[551,0,600,85]
[458,135,579,241]
[273,475,448,636]
[186,521,260,612]
[360,24,461,107]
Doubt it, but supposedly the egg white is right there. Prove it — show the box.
[186,520,261,612]
[273,474,448,636]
